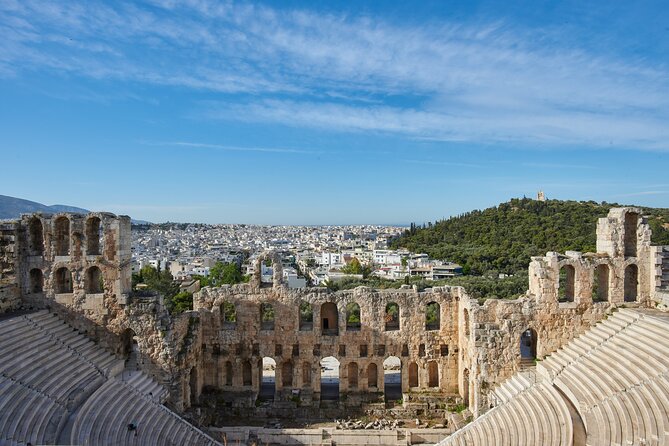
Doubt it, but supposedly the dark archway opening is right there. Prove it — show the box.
[29,268,43,294]
[624,264,639,302]
[383,356,402,402]
[321,302,339,335]
[320,356,340,400]
[259,357,276,401]
[520,328,538,361]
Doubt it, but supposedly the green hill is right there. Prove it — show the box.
[392,198,669,276]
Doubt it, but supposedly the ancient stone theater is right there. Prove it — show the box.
[1,207,668,445]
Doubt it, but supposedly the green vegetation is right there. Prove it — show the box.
[171,291,193,313]
[299,301,313,322]
[193,262,249,287]
[132,265,190,314]
[426,301,440,326]
[346,302,361,324]
[340,257,373,278]
[392,198,669,276]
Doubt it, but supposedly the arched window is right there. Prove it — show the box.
[321,302,339,335]
[260,357,276,400]
[54,217,70,256]
[408,362,418,388]
[347,362,359,389]
[558,265,575,302]
[225,361,233,386]
[624,264,639,302]
[242,361,252,386]
[86,216,102,255]
[427,361,439,387]
[55,267,73,293]
[29,268,43,294]
[592,264,610,302]
[220,302,237,329]
[385,302,400,331]
[426,301,440,330]
[320,356,340,401]
[367,363,378,388]
[85,266,103,294]
[345,302,361,331]
[383,356,402,402]
[299,301,313,331]
[260,303,275,330]
[29,217,44,255]
[624,212,639,257]
[282,361,293,388]
[302,362,312,387]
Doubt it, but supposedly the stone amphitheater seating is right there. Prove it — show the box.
[439,308,669,446]
[0,310,221,446]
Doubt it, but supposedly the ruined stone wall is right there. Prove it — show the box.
[0,221,20,313]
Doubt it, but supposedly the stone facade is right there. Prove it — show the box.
[0,207,667,423]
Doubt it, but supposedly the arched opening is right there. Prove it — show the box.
[624,264,639,302]
[427,361,439,387]
[29,268,43,294]
[462,368,470,406]
[54,217,70,256]
[260,303,275,330]
[225,361,233,386]
[426,301,440,330]
[345,302,361,331]
[321,302,339,335]
[320,356,340,401]
[302,362,312,387]
[189,367,198,406]
[367,363,378,388]
[242,361,252,386]
[592,264,610,302]
[299,301,313,331]
[624,212,639,257]
[86,216,102,255]
[520,328,538,362]
[347,362,359,389]
[282,361,293,388]
[85,266,103,294]
[383,356,402,402]
[463,309,470,337]
[121,328,138,361]
[220,302,237,330]
[558,265,575,302]
[385,302,400,331]
[29,217,44,255]
[408,362,418,388]
[259,357,276,400]
[54,267,73,293]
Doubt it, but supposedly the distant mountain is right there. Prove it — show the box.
[0,195,89,219]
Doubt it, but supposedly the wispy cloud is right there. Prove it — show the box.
[141,141,318,155]
[2,1,668,150]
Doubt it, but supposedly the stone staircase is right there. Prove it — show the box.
[438,308,669,446]
[0,310,221,446]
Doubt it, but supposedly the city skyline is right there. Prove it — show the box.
[1,0,668,224]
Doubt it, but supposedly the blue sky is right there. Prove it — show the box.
[1,0,668,224]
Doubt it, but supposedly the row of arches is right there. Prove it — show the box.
[28,266,104,294]
[27,216,103,257]
[219,301,442,333]
[558,263,639,303]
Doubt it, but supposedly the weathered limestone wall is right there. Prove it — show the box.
[0,221,20,313]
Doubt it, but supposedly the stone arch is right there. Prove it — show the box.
[302,362,312,387]
[121,328,138,361]
[260,357,276,400]
[29,268,43,294]
[321,302,339,335]
[85,216,102,256]
[28,217,44,255]
[345,302,361,331]
[624,212,639,257]
[426,301,440,330]
[299,300,313,331]
[347,362,359,389]
[320,356,340,400]
[85,266,103,294]
[220,301,237,329]
[520,328,538,360]
[242,360,252,386]
[624,264,639,302]
[592,263,610,302]
[260,303,275,330]
[385,302,400,331]
[383,356,402,402]
[408,362,419,388]
[54,216,70,256]
[54,267,73,293]
[225,361,233,386]
[558,264,576,302]
[427,361,439,387]
[254,251,283,288]
[282,361,293,388]
[367,363,378,388]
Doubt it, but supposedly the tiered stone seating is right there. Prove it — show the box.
[70,377,220,446]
